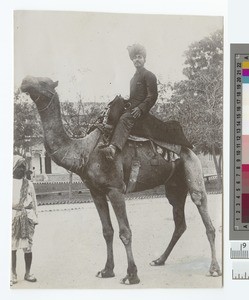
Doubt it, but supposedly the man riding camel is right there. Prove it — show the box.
[100,44,206,206]
[100,43,158,160]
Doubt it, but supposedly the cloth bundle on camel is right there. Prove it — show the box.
[128,113,192,149]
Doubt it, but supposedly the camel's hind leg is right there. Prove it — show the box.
[196,199,222,276]
[180,147,222,276]
[151,163,188,266]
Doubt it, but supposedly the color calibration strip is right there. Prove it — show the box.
[242,61,249,223]
[233,53,249,232]
[230,45,248,281]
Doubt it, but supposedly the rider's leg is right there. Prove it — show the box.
[100,111,136,159]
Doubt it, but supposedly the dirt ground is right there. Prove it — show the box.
[11,194,222,289]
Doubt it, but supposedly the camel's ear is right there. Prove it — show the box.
[52,81,59,88]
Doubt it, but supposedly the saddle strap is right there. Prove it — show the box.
[149,139,157,155]
[164,161,176,185]
[126,144,141,194]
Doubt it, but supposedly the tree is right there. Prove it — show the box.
[157,30,223,187]
[14,89,43,155]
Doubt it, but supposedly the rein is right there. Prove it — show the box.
[101,104,111,124]
[34,90,56,112]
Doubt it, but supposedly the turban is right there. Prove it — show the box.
[127,44,146,60]
[13,155,26,172]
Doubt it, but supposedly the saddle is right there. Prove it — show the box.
[96,118,189,159]
[125,135,179,193]
[128,135,181,155]
[93,119,182,194]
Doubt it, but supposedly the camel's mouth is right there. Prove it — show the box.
[21,77,34,93]
[20,83,30,94]
[20,76,40,95]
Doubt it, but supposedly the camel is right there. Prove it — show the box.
[20,76,222,285]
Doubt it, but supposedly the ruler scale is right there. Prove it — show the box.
[232,259,249,280]
[230,44,249,281]
[232,269,249,280]
[230,242,249,259]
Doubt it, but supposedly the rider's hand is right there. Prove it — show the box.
[131,107,142,118]
[24,203,33,209]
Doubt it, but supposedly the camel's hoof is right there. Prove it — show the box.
[207,262,222,277]
[207,270,222,277]
[120,273,140,285]
[96,269,115,278]
[150,259,165,266]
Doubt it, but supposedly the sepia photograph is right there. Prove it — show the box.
[12,10,223,289]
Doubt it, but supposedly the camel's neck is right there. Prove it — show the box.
[37,94,102,174]
[39,94,69,146]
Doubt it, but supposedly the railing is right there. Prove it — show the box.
[34,174,220,198]
[203,174,217,182]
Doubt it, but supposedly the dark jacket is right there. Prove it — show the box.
[129,67,158,114]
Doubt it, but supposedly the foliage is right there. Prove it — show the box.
[155,30,223,185]
[157,30,223,156]
[61,98,106,138]
[183,30,223,80]
[14,90,43,154]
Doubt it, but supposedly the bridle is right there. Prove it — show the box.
[34,89,56,112]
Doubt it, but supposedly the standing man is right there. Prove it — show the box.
[11,155,38,285]
[101,43,158,160]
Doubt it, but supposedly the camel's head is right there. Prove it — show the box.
[21,76,58,106]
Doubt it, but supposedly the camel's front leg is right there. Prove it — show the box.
[90,189,115,278]
[108,188,140,284]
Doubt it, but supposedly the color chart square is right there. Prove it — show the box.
[242,194,249,223]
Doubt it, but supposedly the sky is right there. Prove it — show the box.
[14,11,223,102]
